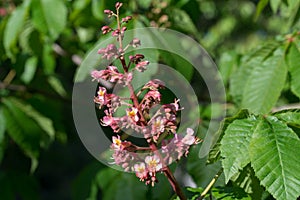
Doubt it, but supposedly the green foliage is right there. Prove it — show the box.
[286,42,300,98]
[31,0,67,41]
[1,0,300,199]
[241,49,287,114]
[250,116,300,200]
[209,109,300,200]
[4,0,31,59]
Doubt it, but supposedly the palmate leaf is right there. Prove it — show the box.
[286,43,300,98]
[249,116,300,200]
[241,50,287,114]
[220,117,258,183]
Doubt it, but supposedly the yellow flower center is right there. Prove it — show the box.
[98,90,105,96]
[128,110,136,117]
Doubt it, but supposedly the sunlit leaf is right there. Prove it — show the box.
[250,116,300,200]
[31,0,67,40]
[230,42,281,105]
[255,0,270,20]
[221,118,258,183]
[21,56,38,84]
[3,0,31,59]
[270,0,281,13]
[207,109,250,164]
[286,43,300,98]
[92,0,105,20]
[241,50,287,114]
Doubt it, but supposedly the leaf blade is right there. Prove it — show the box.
[241,51,287,114]
[250,116,300,200]
[286,43,300,98]
[221,118,257,183]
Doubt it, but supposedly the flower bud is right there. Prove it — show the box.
[104,9,112,14]
[115,2,123,9]
[101,26,111,34]
[130,38,141,48]
[112,29,120,37]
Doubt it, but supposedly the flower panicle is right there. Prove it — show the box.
[91,1,201,186]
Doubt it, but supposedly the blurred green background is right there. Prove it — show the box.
[0,0,299,199]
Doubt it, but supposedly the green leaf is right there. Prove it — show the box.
[270,0,281,13]
[21,56,38,84]
[96,168,148,200]
[2,100,41,172]
[231,164,264,199]
[241,50,287,114]
[250,116,300,200]
[218,51,238,85]
[274,110,300,137]
[48,76,67,97]
[92,0,105,20]
[7,98,55,140]
[286,43,300,98]
[207,109,251,164]
[221,118,258,183]
[3,0,31,59]
[31,0,67,40]
[71,162,104,200]
[211,186,251,200]
[255,0,270,20]
[42,43,56,74]
[169,8,197,34]
[230,42,280,104]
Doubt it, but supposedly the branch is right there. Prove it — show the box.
[272,103,300,112]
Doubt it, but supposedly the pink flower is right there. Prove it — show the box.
[134,163,148,181]
[101,113,120,133]
[112,135,122,149]
[135,60,149,72]
[145,155,162,173]
[94,87,107,106]
[126,107,139,122]
[91,66,121,83]
[97,44,119,60]
[182,128,196,145]
[142,79,165,91]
